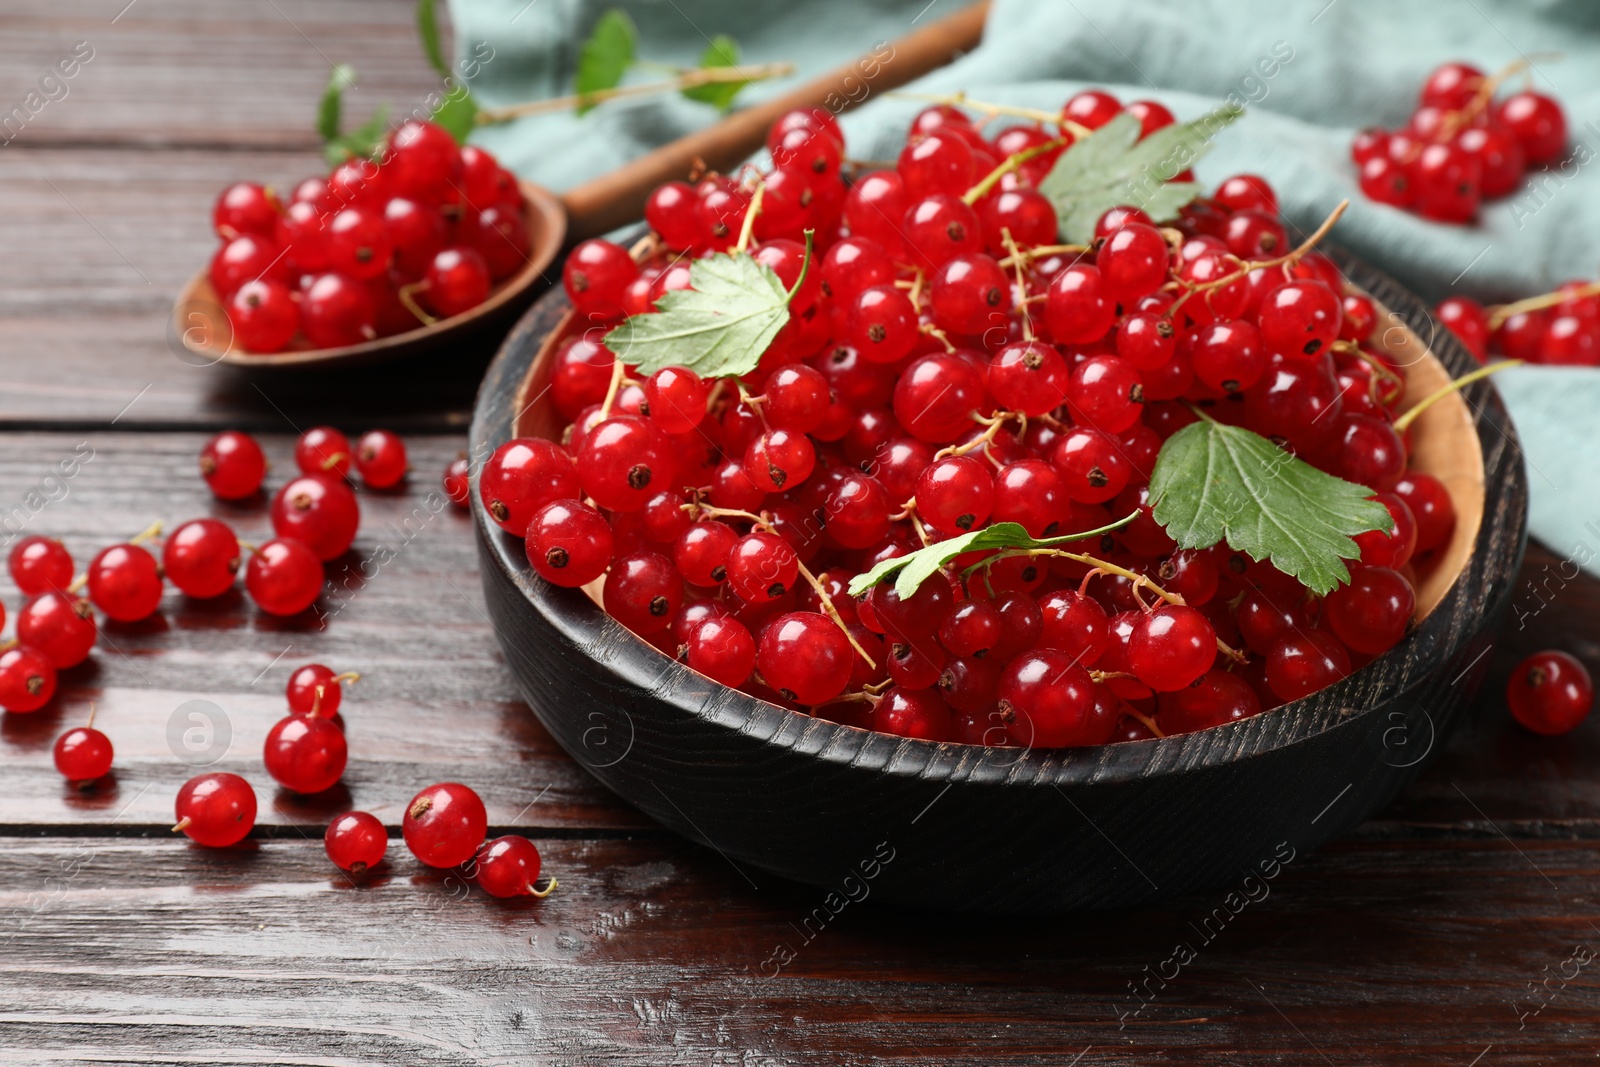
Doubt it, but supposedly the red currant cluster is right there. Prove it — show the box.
[1352,61,1566,222]
[171,692,553,897]
[0,426,406,720]
[484,95,1471,746]
[208,120,531,353]
[1436,280,1600,367]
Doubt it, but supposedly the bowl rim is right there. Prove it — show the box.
[469,249,1528,788]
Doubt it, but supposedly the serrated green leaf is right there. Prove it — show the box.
[431,88,478,144]
[416,0,450,78]
[1147,418,1393,596]
[681,35,747,112]
[1039,102,1245,242]
[846,515,1137,600]
[317,64,358,145]
[575,8,636,113]
[604,251,792,378]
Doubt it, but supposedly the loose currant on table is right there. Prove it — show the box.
[53,705,113,784]
[403,782,488,868]
[325,811,387,875]
[173,772,257,847]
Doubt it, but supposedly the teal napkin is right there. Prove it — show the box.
[455,0,1600,570]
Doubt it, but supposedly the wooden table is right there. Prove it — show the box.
[3,3,1598,1063]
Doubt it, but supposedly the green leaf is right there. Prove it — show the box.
[317,64,358,145]
[1147,418,1394,596]
[416,0,450,78]
[1038,102,1245,243]
[431,88,478,144]
[846,515,1137,601]
[680,35,747,112]
[575,8,637,113]
[324,105,389,166]
[604,250,795,379]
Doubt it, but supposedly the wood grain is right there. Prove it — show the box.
[1,835,1598,1064]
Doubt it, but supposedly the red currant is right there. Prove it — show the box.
[9,536,72,596]
[354,429,408,488]
[54,716,113,782]
[476,835,556,898]
[287,663,358,716]
[17,592,96,668]
[1506,651,1592,735]
[480,438,580,535]
[527,499,613,587]
[244,538,324,616]
[758,612,854,705]
[201,430,267,499]
[0,645,56,712]
[325,811,387,874]
[270,474,360,561]
[403,781,487,868]
[603,551,683,634]
[174,772,257,847]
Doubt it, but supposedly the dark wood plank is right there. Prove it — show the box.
[1,834,1597,1064]
[0,430,646,831]
[0,0,447,150]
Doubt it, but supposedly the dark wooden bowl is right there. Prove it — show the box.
[172,181,567,370]
[470,253,1528,913]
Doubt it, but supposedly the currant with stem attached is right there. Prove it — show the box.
[264,699,349,794]
[296,427,352,477]
[9,536,73,596]
[173,772,257,848]
[163,518,241,599]
[287,663,360,716]
[87,525,165,623]
[17,591,97,669]
[476,836,558,899]
[244,537,324,617]
[54,704,113,784]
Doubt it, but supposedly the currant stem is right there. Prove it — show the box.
[919,323,957,352]
[1392,359,1520,434]
[889,90,1093,138]
[397,282,436,326]
[997,244,1090,269]
[783,229,817,305]
[171,816,192,834]
[320,452,350,473]
[1167,199,1349,320]
[476,62,797,124]
[598,359,627,419]
[129,520,163,547]
[86,701,97,729]
[1486,279,1600,331]
[962,136,1070,205]
[796,562,877,670]
[734,182,765,254]
[529,875,558,899]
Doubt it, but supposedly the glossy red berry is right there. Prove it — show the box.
[1264,630,1352,702]
[264,711,348,794]
[1412,141,1482,223]
[1258,280,1342,360]
[1506,651,1592,736]
[603,550,683,634]
[1325,565,1414,655]
[1189,319,1266,393]
[443,455,472,507]
[758,612,854,705]
[200,430,267,499]
[295,426,352,477]
[271,474,360,561]
[228,279,299,353]
[162,518,240,601]
[209,233,286,298]
[301,273,377,348]
[726,531,798,605]
[1045,264,1115,344]
[174,772,257,847]
[286,663,357,716]
[1127,605,1217,692]
[872,686,953,740]
[1391,472,1456,554]
[847,285,919,364]
[989,341,1069,416]
[915,455,994,535]
[421,247,491,318]
[685,615,756,687]
[325,206,392,281]
[354,429,408,488]
[213,181,280,239]
[9,536,73,596]
[86,543,163,622]
[324,811,387,874]
[480,438,581,535]
[929,253,1011,336]
[577,416,677,512]
[527,499,613,587]
[893,352,985,443]
[0,646,56,712]
[997,649,1095,747]
[1159,669,1262,734]
[385,120,463,204]
[563,239,639,320]
[54,719,113,782]
[1496,91,1567,165]
[17,592,96,669]
[476,835,556,899]
[244,537,324,616]
[403,782,488,868]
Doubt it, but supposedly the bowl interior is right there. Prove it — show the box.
[173,180,567,370]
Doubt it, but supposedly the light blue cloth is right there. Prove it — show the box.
[455,0,1600,568]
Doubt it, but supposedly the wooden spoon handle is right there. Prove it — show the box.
[559,0,991,241]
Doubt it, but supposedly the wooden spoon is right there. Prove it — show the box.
[175,1,991,371]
